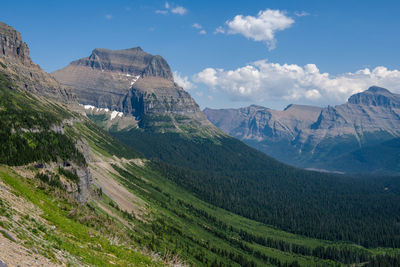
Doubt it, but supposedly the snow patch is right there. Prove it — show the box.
[81,104,123,120]
[130,75,140,86]
[110,110,123,120]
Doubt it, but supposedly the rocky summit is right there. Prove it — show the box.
[53,47,213,132]
[0,22,75,102]
[205,86,400,172]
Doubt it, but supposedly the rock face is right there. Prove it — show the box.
[0,22,75,102]
[205,87,400,172]
[53,47,213,131]
[0,22,92,201]
[205,104,322,142]
[0,22,31,64]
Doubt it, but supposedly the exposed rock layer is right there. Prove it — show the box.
[0,22,75,102]
[53,47,213,130]
[205,86,400,171]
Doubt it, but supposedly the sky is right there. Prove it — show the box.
[2,0,400,110]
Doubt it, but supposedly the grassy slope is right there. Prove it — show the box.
[72,123,400,266]
[1,116,399,266]
[1,68,399,266]
[0,165,163,266]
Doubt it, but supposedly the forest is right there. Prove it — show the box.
[113,128,400,248]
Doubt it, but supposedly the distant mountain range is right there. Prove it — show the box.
[205,86,400,174]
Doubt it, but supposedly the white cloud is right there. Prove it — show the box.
[221,9,294,50]
[192,23,202,29]
[294,11,310,17]
[171,6,187,15]
[156,2,187,15]
[199,30,207,35]
[173,71,196,91]
[105,14,113,20]
[214,26,225,34]
[194,68,218,87]
[194,60,400,106]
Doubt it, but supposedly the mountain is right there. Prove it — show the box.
[205,86,400,173]
[52,47,215,133]
[53,45,400,251]
[3,21,400,266]
[0,22,75,103]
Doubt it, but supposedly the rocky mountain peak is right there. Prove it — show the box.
[53,46,216,133]
[0,22,75,102]
[71,47,173,81]
[348,86,400,108]
[0,22,31,64]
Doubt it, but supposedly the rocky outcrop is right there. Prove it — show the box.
[72,47,173,81]
[0,22,75,102]
[53,47,214,131]
[0,22,31,64]
[205,86,400,172]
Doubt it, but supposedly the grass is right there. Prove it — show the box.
[0,165,164,267]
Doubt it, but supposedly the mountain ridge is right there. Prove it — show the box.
[205,86,400,173]
[0,22,75,103]
[52,46,216,133]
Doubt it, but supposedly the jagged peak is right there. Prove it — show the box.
[69,46,173,81]
[0,22,31,63]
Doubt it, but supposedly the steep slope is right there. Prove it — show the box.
[323,137,400,173]
[0,22,75,102]
[52,47,216,134]
[53,43,400,249]
[205,86,400,172]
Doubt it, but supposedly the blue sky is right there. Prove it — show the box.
[2,0,400,109]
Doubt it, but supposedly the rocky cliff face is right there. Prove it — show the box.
[205,86,400,172]
[204,104,322,142]
[53,47,214,132]
[0,22,75,102]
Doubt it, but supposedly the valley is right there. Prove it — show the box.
[0,19,400,267]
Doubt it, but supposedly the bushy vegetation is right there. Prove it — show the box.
[113,129,400,248]
[58,167,79,183]
[0,72,85,166]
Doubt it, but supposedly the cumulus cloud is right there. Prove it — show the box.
[171,6,187,15]
[214,26,225,34]
[192,23,202,29]
[194,60,400,106]
[173,71,196,91]
[156,2,187,15]
[218,9,294,50]
[192,23,206,34]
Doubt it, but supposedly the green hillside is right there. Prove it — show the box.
[111,127,400,248]
[1,65,399,266]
